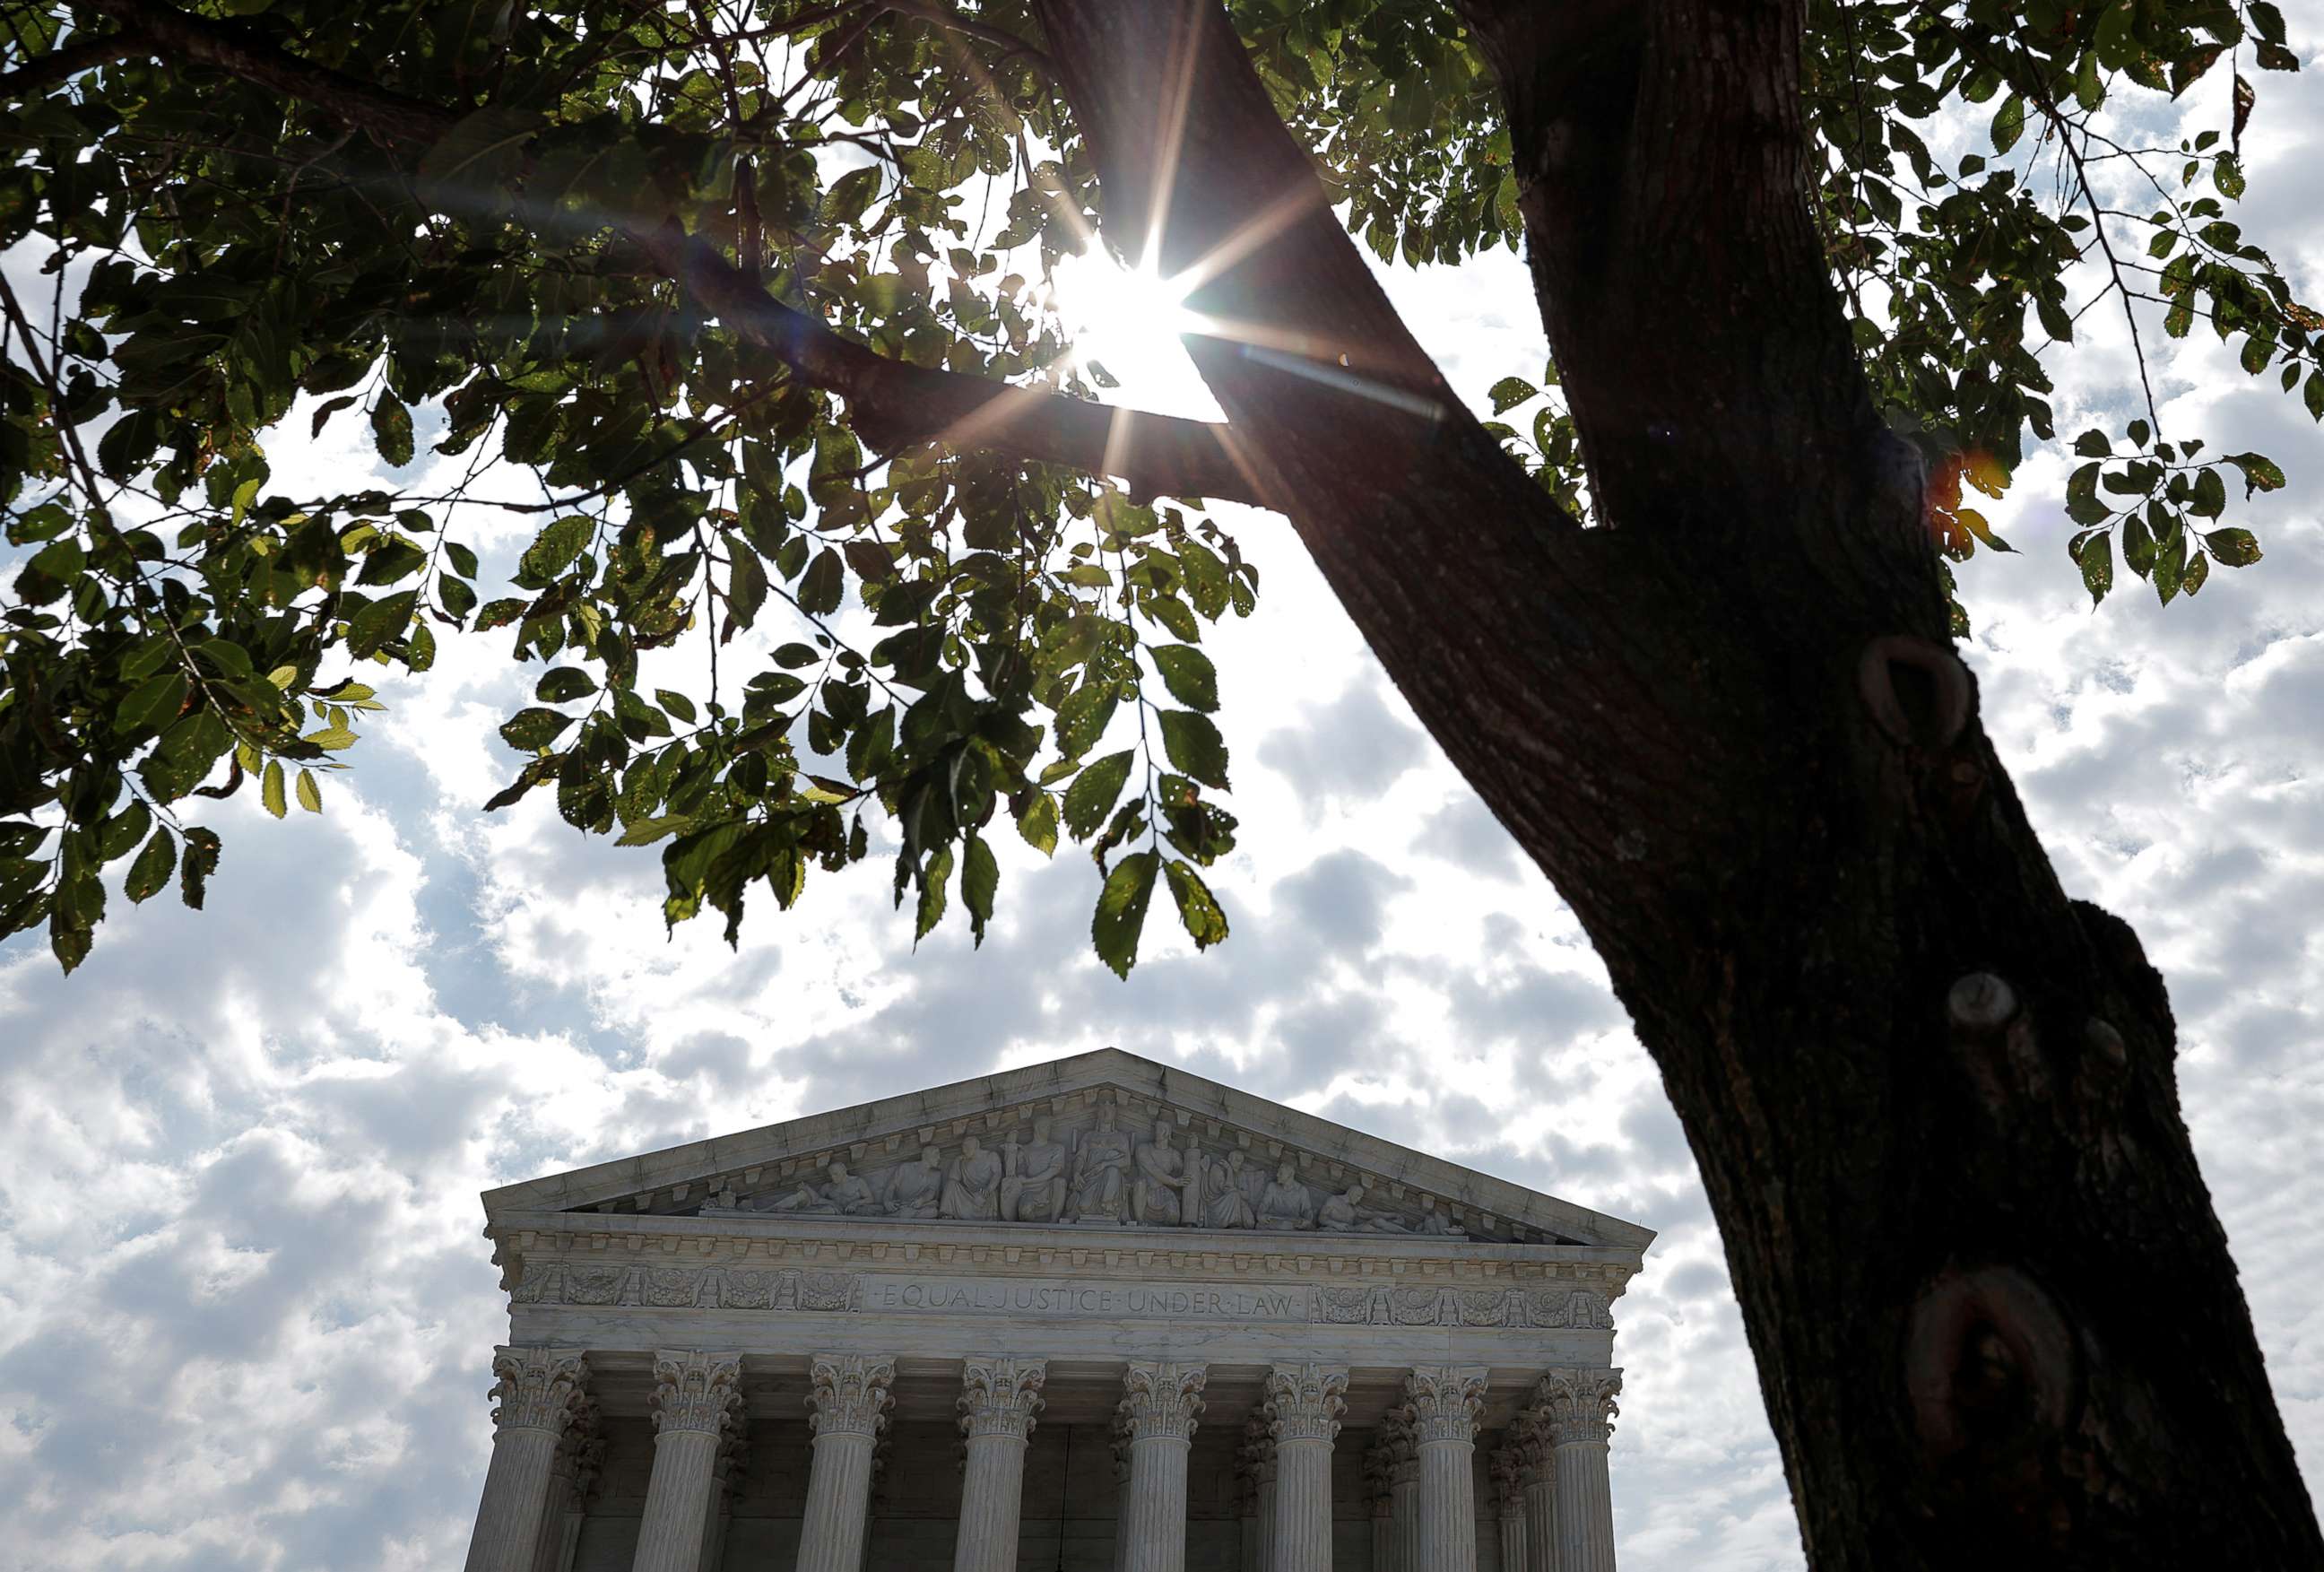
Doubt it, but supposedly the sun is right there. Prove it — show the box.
[1050,250,1224,422]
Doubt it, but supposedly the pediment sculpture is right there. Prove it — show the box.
[708,1099,1502,1240]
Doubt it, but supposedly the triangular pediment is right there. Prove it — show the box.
[481,1048,1653,1252]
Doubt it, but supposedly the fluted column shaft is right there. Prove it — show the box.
[1496,1504,1528,1572]
[1521,1467,1556,1572]
[1119,1361,1207,1572]
[1488,1443,1527,1572]
[952,1359,1047,1572]
[1392,1459,1421,1572]
[797,1354,896,1572]
[532,1405,601,1572]
[1112,1418,1135,1572]
[1532,1369,1621,1572]
[1408,1367,1487,1572]
[465,1348,589,1572]
[632,1351,741,1572]
[1265,1364,1348,1572]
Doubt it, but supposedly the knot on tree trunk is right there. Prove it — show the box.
[1860,635,1973,751]
[1906,1264,2081,1528]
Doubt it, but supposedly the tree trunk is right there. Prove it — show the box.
[1036,0,2323,1564]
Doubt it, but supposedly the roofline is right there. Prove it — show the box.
[480,1047,1656,1254]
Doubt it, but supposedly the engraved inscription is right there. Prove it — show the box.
[863,1274,1311,1323]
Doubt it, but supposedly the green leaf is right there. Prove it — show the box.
[2071,529,2113,606]
[1157,710,1229,788]
[1017,791,1059,857]
[296,769,322,812]
[347,591,418,658]
[799,547,844,615]
[417,105,543,186]
[961,832,997,946]
[1091,848,1159,980]
[915,844,952,941]
[2306,370,2324,423]
[370,394,414,466]
[518,515,592,586]
[2072,429,2112,457]
[180,826,220,910]
[261,760,287,818]
[2190,467,2227,518]
[1165,858,1228,951]
[2203,527,2263,566]
[125,829,177,903]
[2223,452,2285,496]
[1053,681,1118,760]
[117,670,187,733]
[728,549,767,630]
[499,707,578,751]
[1062,750,1137,838]
[310,395,357,439]
[535,666,596,702]
[1990,95,2025,154]
[1149,645,1218,712]
[1487,376,1536,414]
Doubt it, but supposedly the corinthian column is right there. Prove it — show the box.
[1117,1361,1207,1572]
[529,1401,600,1572]
[1387,1419,1421,1572]
[1265,1364,1348,1572]
[631,1350,742,1572]
[1405,1367,1487,1572]
[697,1421,746,1572]
[796,1354,896,1572]
[1533,1370,1621,1572]
[1362,1438,1397,1572]
[952,1358,1048,1572]
[1238,1415,1274,1572]
[1487,1443,1527,1572]
[464,1346,589,1572]
[1513,1412,1556,1572]
[1111,1411,1135,1572]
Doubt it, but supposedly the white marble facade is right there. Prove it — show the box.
[464,1050,1650,1572]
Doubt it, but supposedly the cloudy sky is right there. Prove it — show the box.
[5,20,2324,1572]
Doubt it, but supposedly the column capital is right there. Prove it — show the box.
[1379,1411,1420,1484]
[489,1346,590,1436]
[958,1356,1047,1441]
[1531,1367,1622,1448]
[1488,1439,1529,1516]
[1264,1363,1348,1446]
[1237,1411,1276,1484]
[650,1350,742,1437]
[1512,1408,1559,1486]
[1402,1365,1487,1447]
[1119,1360,1207,1443]
[809,1352,896,1439]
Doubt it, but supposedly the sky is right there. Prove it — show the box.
[4,17,2324,1572]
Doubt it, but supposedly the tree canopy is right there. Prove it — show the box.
[0,0,2312,978]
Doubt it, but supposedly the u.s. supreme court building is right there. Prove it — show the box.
[463,1049,1652,1572]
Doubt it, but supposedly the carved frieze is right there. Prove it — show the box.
[655,1091,1534,1243]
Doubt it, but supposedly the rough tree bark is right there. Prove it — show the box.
[1032,0,2322,1566]
[76,0,2321,1561]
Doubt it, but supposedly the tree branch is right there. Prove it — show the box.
[77,0,1264,508]
[880,0,1055,76]
[0,30,145,100]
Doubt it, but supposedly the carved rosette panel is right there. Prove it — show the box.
[1264,1363,1349,1445]
[651,1350,743,1437]
[490,1346,590,1435]
[808,1353,896,1438]
[958,1356,1048,1441]
[1531,1368,1622,1448]
[1119,1360,1207,1443]
[1403,1366,1488,1447]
